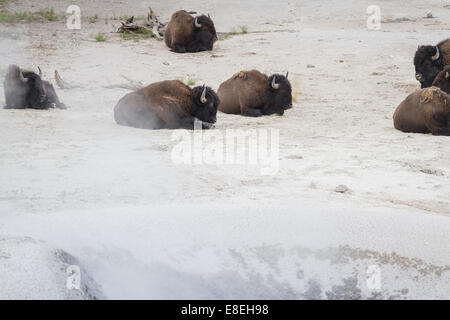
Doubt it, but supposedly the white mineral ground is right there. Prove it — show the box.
[0,0,450,299]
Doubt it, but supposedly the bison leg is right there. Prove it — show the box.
[171,45,187,53]
[431,126,450,136]
[242,108,263,117]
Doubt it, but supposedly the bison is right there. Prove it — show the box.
[217,70,292,117]
[164,10,217,53]
[393,87,450,135]
[3,65,66,110]
[23,67,67,109]
[3,64,46,109]
[432,65,450,94]
[414,38,450,88]
[114,80,219,129]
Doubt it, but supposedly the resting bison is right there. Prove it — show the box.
[432,66,450,94]
[3,65,66,109]
[114,80,219,129]
[23,68,66,109]
[164,10,217,53]
[217,70,292,117]
[414,38,450,88]
[393,87,450,135]
[4,65,46,109]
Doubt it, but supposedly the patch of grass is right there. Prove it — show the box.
[37,8,58,21]
[0,11,33,23]
[218,27,248,40]
[95,33,107,42]
[120,28,155,41]
[89,14,99,23]
[120,14,130,20]
[292,90,298,103]
[186,78,196,86]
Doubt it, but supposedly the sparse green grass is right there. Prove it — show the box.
[120,14,130,21]
[95,33,107,42]
[218,26,248,40]
[120,29,155,41]
[37,8,58,21]
[186,78,196,86]
[89,14,99,23]
[0,11,33,23]
[292,91,298,103]
[0,7,59,23]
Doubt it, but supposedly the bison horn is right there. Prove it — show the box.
[38,66,42,78]
[432,47,440,61]
[271,76,279,90]
[194,17,202,28]
[446,71,449,80]
[200,85,207,103]
[285,72,289,79]
[19,72,28,83]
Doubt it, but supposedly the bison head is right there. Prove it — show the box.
[264,73,292,116]
[432,66,450,94]
[414,45,444,88]
[191,85,219,124]
[22,71,47,105]
[192,14,217,50]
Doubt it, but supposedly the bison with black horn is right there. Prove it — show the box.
[164,10,217,53]
[114,80,219,129]
[217,70,292,117]
[4,64,47,109]
[393,87,450,135]
[3,64,66,110]
[414,38,450,88]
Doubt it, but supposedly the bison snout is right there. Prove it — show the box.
[209,116,217,123]
[415,74,423,82]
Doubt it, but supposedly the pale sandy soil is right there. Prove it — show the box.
[1,0,450,299]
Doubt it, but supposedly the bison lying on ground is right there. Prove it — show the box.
[3,65,66,109]
[393,87,450,135]
[4,65,46,109]
[164,10,217,53]
[414,38,450,88]
[217,70,292,117]
[23,68,66,109]
[432,66,450,94]
[114,80,219,129]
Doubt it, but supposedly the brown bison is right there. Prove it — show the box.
[164,10,217,53]
[432,66,450,94]
[414,38,450,88]
[217,70,292,117]
[393,87,450,135]
[114,80,219,129]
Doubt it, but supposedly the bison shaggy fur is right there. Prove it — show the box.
[114,80,219,129]
[217,70,292,117]
[414,38,450,88]
[164,10,217,53]
[432,65,450,94]
[393,87,450,135]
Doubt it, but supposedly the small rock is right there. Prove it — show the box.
[307,64,315,68]
[335,185,349,193]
